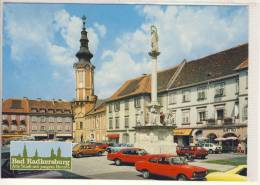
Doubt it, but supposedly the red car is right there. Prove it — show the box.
[107,148,173,166]
[176,146,208,159]
[91,142,109,150]
[135,156,208,181]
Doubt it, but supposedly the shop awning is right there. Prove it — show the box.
[173,128,192,136]
[107,134,120,139]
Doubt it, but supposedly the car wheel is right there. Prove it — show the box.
[98,151,103,156]
[77,153,82,158]
[208,149,213,154]
[142,170,150,179]
[177,174,187,181]
[115,159,121,166]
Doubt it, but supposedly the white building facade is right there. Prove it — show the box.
[106,44,248,152]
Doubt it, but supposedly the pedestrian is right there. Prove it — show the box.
[237,142,242,153]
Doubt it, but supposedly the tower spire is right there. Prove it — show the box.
[75,15,93,61]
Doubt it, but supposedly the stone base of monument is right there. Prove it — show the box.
[134,125,177,154]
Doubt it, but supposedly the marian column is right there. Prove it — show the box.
[148,25,161,125]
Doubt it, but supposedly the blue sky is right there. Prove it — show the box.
[3,3,248,100]
[11,141,71,157]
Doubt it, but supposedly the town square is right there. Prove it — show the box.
[1,3,248,181]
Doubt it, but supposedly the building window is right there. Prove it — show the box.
[198,111,207,122]
[134,97,141,108]
[41,116,45,122]
[182,110,190,124]
[197,87,206,101]
[40,126,45,131]
[79,71,83,88]
[114,102,120,112]
[48,117,54,123]
[216,109,224,120]
[243,106,248,121]
[236,79,239,94]
[158,96,163,106]
[57,125,62,131]
[125,100,129,110]
[109,118,113,129]
[31,116,37,122]
[115,117,119,129]
[20,115,25,121]
[49,126,55,130]
[182,90,190,102]
[79,122,83,129]
[109,104,113,113]
[168,92,176,104]
[31,108,38,113]
[125,116,129,128]
[57,117,63,123]
[246,72,248,89]
[2,114,7,120]
[65,126,70,131]
[40,109,46,113]
[11,115,16,121]
[215,82,225,97]
[32,125,37,131]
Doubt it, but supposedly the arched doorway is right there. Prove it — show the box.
[194,130,206,144]
[207,133,217,144]
[223,133,238,153]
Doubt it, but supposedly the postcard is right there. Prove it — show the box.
[0,0,256,183]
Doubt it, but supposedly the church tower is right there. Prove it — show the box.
[73,16,97,142]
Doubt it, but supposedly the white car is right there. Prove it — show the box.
[199,143,222,154]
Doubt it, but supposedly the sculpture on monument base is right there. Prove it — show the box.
[151,25,159,53]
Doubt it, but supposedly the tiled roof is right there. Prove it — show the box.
[235,59,248,71]
[28,99,72,111]
[87,102,106,115]
[109,66,179,101]
[169,43,248,89]
[2,99,29,113]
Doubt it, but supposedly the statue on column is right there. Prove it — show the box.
[150,25,159,53]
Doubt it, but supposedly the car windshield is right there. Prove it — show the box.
[137,149,148,155]
[169,157,188,165]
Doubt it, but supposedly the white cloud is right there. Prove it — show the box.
[94,22,107,38]
[95,6,248,98]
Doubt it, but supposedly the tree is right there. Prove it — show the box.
[50,148,56,158]
[23,144,28,158]
[34,149,39,158]
[57,147,62,158]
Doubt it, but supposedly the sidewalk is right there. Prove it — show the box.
[190,161,235,171]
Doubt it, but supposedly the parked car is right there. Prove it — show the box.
[107,148,173,166]
[198,143,222,154]
[106,143,133,153]
[72,144,105,158]
[206,165,247,181]
[135,156,208,180]
[176,146,208,159]
[90,142,109,149]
